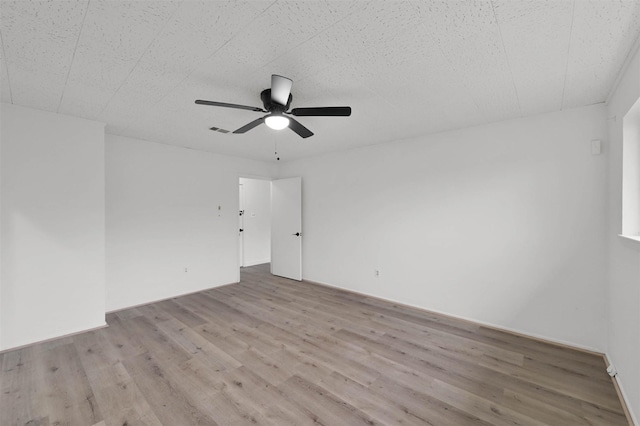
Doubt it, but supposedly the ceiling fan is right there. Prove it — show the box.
[195,75,351,138]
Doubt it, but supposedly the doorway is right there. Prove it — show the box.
[238,177,272,269]
[238,176,302,282]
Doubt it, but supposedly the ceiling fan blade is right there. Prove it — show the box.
[195,99,265,112]
[288,117,314,138]
[271,75,293,106]
[233,116,265,134]
[290,106,351,116]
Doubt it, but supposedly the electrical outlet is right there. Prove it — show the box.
[374,269,380,277]
[184,267,188,273]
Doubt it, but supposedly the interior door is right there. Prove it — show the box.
[238,183,244,268]
[271,177,302,280]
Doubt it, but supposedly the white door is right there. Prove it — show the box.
[271,177,302,280]
[238,183,244,268]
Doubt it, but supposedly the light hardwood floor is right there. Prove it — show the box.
[1,263,629,425]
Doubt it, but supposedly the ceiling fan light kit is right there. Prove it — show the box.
[265,114,290,130]
[195,74,351,139]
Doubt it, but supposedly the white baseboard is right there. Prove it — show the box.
[0,322,109,354]
[303,277,604,355]
[604,354,638,426]
[304,277,640,420]
[242,258,271,267]
[106,281,238,314]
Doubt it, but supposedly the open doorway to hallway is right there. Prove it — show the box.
[239,177,272,270]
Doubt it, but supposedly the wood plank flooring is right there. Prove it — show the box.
[1,263,629,425]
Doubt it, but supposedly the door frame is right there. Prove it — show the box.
[237,174,273,283]
[238,182,245,268]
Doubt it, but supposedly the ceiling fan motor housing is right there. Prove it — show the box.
[261,89,292,113]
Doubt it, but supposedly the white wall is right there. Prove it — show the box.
[606,44,640,424]
[280,104,609,351]
[0,104,3,348]
[622,96,640,238]
[240,177,271,266]
[106,135,275,312]
[0,103,106,351]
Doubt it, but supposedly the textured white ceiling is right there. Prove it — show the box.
[1,0,639,162]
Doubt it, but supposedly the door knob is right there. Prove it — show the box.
[293,232,301,236]
[239,229,244,232]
